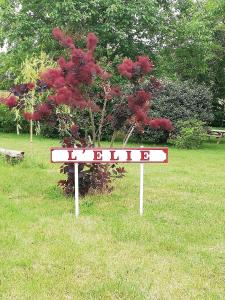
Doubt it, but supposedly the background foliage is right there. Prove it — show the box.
[169,119,207,149]
[128,79,213,143]
[0,0,224,132]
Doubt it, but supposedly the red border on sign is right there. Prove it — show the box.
[50,147,168,164]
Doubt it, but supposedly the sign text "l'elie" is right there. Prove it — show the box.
[68,149,151,161]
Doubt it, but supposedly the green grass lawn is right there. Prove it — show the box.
[0,133,224,300]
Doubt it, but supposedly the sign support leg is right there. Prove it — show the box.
[140,162,144,216]
[74,163,79,218]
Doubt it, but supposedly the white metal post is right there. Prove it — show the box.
[140,162,144,216]
[74,163,79,218]
[139,145,144,216]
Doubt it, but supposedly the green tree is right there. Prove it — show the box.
[0,0,164,88]
[16,52,56,141]
[157,0,216,80]
[1,0,224,126]
[157,1,224,88]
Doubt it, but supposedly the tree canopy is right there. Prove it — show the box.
[0,0,224,113]
[0,0,165,87]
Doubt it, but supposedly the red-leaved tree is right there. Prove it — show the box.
[1,28,172,196]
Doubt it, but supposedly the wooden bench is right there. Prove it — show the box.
[207,129,225,144]
[0,148,25,163]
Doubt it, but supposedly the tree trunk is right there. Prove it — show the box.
[89,108,96,144]
[123,125,135,147]
[30,120,33,143]
[97,97,107,146]
[110,131,117,147]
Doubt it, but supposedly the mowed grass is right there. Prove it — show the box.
[0,133,224,300]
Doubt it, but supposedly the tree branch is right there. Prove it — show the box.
[97,86,108,146]
[89,108,96,145]
[110,131,117,147]
[123,124,135,147]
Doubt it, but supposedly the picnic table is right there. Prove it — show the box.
[207,129,225,144]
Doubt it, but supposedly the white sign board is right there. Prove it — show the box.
[51,147,168,163]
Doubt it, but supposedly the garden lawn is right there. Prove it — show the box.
[0,133,224,300]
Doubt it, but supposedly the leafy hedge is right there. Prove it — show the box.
[169,119,207,149]
[0,105,16,132]
[132,79,214,143]
[0,105,29,133]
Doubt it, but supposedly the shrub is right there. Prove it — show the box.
[0,53,55,139]
[132,79,214,143]
[0,105,29,133]
[0,105,15,132]
[169,119,207,149]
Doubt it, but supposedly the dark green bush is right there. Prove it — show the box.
[169,119,206,149]
[41,123,59,138]
[132,79,214,143]
[0,105,29,133]
[0,105,16,132]
[155,80,214,123]
[132,127,168,144]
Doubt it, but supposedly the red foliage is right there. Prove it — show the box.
[24,103,51,121]
[52,27,64,40]
[53,76,65,88]
[128,90,151,124]
[136,56,154,74]
[27,82,35,90]
[86,33,99,52]
[34,30,172,140]
[52,28,75,48]
[118,59,133,79]
[105,94,112,101]
[110,86,121,97]
[2,29,172,143]
[36,103,52,118]
[23,111,41,121]
[115,167,126,175]
[118,56,154,79]
[100,71,111,81]
[5,96,17,108]
[41,69,64,88]
[32,112,41,121]
[105,114,113,122]
[148,118,173,131]
[54,51,96,86]
[10,83,36,96]
[63,137,74,147]
[71,124,79,136]
[39,28,113,112]
[23,112,33,121]
[135,109,149,124]
[49,87,71,105]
